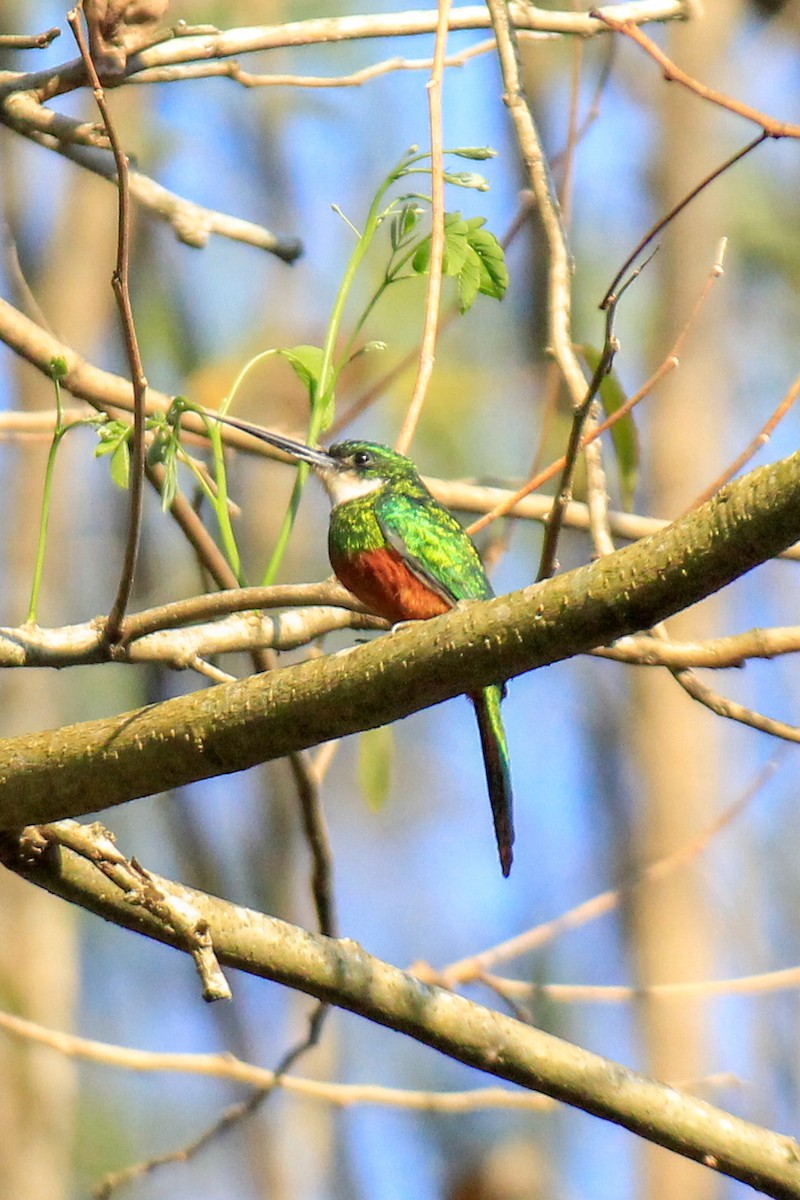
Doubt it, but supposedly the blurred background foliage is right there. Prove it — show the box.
[2,2,800,1198]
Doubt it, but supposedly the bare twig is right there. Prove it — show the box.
[486,964,800,1004]
[434,759,777,986]
[2,91,110,148]
[123,3,688,76]
[669,660,800,745]
[601,134,763,310]
[68,4,147,642]
[486,0,614,576]
[0,27,61,49]
[0,1006,556,1110]
[595,0,800,304]
[466,238,727,536]
[122,581,369,640]
[394,0,452,455]
[595,11,800,136]
[35,821,231,1001]
[227,37,501,90]
[9,117,301,257]
[687,369,800,510]
[595,626,800,669]
[288,751,337,937]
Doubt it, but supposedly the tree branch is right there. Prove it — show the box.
[1,447,799,828]
[2,834,799,1198]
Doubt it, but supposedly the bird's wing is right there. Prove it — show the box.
[374,490,494,605]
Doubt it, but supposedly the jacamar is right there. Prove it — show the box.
[214,414,515,876]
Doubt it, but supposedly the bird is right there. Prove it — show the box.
[212,413,515,876]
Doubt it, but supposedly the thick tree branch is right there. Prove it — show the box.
[1,448,799,828]
[1,836,799,1198]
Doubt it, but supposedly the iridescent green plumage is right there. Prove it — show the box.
[212,418,516,876]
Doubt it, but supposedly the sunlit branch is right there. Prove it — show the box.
[225,37,502,90]
[0,1007,556,1110]
[485,964,800,1005]
[124,3,689,76]
[2,829,798,1196]
[2,449,800,828]
[595,10,800,136]
[687,369,800,511]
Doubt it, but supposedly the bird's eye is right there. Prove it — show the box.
[353,450,372,467]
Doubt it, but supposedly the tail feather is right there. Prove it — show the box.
[472,686,514,877]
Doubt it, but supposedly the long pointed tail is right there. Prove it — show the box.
[472,685,514,877]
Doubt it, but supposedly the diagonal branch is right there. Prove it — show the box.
[1,445,800,828]
[1,835,799,1198]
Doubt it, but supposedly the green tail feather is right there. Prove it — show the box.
[472,685,514,877]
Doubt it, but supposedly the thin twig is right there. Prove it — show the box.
[595,11,800,136]
[0,27,60,49]
[227,37,502,89]
[601,134,763,310]
[122,581,369,641]
[68,5,147,643]
[686,369,800,511]
[434,758,778,986]
[670,660,800,745]
[97,957,331,1197]
[486,0,609,576]
[485,963,800,1004]
[8,113,302,257]
[594,626,800,669]
[467,237,727,535]
[288,752,337,938]
[535,288,621,578]
[0,1006,556,1110]
[394,0,452,455]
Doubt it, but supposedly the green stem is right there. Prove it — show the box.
[336,242,422,370]
[206,422,243,584]
[261,152,415,587]
[26,429,65,625]
[174,400,244,584]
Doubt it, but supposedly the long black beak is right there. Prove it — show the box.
[210,411,336,470]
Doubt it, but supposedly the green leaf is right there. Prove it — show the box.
[457,247,482,313]
[580,344,639,511]
[109,439,130,489]
[411,214,508,311]
[411,212,470,278]
[464,219,508,302]
[160,453,178,511]
[94,419,130,457]
[275,345,325,393]
[358,725,394,812]
[49,356,68,381]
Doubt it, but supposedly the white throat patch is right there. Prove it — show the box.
[319,468,383,508]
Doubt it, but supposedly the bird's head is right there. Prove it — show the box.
[210,416,424,506]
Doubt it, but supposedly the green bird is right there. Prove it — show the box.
[214,414,515,876]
